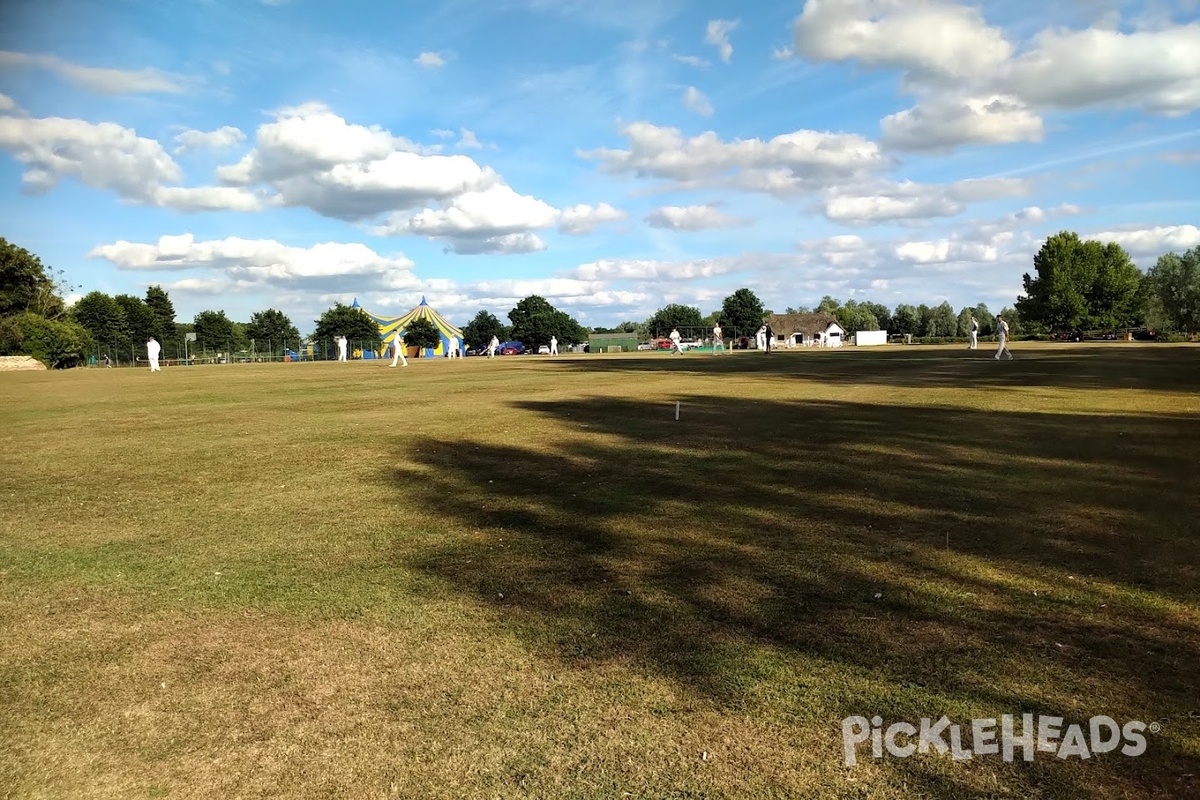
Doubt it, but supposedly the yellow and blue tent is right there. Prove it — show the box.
[352,296,463,358]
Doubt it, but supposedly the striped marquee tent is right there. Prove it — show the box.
[352,297,463,358]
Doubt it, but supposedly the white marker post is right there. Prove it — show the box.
[675,401,680,421]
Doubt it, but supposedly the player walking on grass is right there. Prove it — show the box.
[146,337,161,372]
[488,335,499,359]
[969,315,979,350]
[995,315,1013,360]
[390,333,407,367]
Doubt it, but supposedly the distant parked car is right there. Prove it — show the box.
[637,341,654,351]
[497,340,524,355]
[537,345,551,354]
[1132,328,1159,341]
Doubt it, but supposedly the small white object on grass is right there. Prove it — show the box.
[675,401,680,421]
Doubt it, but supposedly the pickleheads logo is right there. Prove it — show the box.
[841,715,1156,766]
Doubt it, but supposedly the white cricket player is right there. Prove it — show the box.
[549,335,558,355]
[712,324,725,354]
[969,315,979,350]
[755,325,767,351]
[995,315,1013,360]
[669,328,683,355]
[146,337,161,372]
[390,332,408,367]
[336,335,348,362]
[488,335,499,359]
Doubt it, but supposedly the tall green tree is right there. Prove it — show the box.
[916,304,933,337]
[0,237,65,318]
[1087,242,1143,328]
[1143,247,1200,332]
[193,309,236,351]
[144,285,176,343]
[1017,231,1142,331]
[72,291,128,351]
[646,303,704,337]
[461,310,509,349]
[313,303,381,347]
[834,299,881,334]
[508,295,586,347]
[816,295,841,315]
[402,317,441,352]
[246,308,301,353]
[717,288,765,336]
[861,301,891,332]
[114,294,158,345]
[891,304,920,336]
[928,301,958,337]
[956,307,975,337]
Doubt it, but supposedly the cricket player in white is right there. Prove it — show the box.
[390,333,407,367]
[969,315,979,350]
[712,324,725,354]
[446,339,459,359]
[146,337,161,372]
[488,335,499,358]
[755,325,767,351]
[549,336,558,355]
[336,335,348,362]
[995,315,1013,360]
[669,328,683,354]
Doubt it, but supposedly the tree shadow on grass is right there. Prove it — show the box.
[387,395,1200,797]
[550,345,1200,393]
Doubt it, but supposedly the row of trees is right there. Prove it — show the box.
[461,296,589,350]
[1018,232,1198,334]
[5,230,1198,368]
[589,290,1013,341]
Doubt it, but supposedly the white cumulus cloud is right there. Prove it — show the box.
[1000,24,1200,115]
[644,204,745,231]
[823,178,1029,225]
[705,19,739,63]
[174,126,246,154]
[1085,225,1200,258]
[88,234,416,285]
[580,120,883,194]
[880,94,1043,152]
[791,0,1013,81]
[558,202,627,235]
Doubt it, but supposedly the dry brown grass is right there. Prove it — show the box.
[1,344,1198,798]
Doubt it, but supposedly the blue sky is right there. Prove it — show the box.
[2,0,1199,333]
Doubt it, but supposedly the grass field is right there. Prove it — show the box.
[2,343,1199,799]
